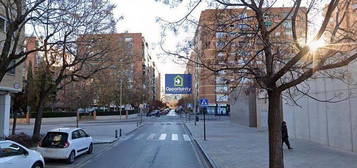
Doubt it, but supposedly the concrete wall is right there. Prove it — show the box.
[229,87,259,127]
[284,65,357,153]
[0,94,10,138]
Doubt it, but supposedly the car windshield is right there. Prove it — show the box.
[41,132,68,148]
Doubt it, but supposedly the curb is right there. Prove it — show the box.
[93,123,144,145]
[183,122,220,168]
[93,138,118,144]
[125,123,144,136]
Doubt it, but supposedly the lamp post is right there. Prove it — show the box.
[119,80,122,119]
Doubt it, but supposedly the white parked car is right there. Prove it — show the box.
[0,140,45,168]
[37,128,93,164]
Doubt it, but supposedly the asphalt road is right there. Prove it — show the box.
[77,114,205,168]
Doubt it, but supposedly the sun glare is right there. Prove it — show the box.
[308,39,326,52]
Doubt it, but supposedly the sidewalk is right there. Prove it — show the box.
[185,118,357,168]
[10,115,141,144]
[11,114,139,125]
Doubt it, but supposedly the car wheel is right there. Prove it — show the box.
[31,162,43,168]
[87,143,93,154]
[67,151,75,164]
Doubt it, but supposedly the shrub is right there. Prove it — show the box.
[6,132,36,148]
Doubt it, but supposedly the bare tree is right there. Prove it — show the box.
[0,0,46,81]
[159,0,356,168]
[25,0,117,141]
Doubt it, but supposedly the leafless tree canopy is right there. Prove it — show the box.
[158,0,356,168]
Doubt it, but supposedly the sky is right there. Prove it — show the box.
[111,0,202,75]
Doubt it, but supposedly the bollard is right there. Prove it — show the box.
[115,130,118,138]
[137,122,139,127]
[120,129,122,137]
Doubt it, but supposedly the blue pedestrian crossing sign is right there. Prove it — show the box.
[199,98,209,107]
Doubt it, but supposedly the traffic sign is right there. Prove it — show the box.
[199,98,209,107]
[165,74,192,94]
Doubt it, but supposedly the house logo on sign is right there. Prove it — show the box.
[174,75,183,87]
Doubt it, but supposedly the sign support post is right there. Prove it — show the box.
[203,107,206,141]
[199,98,208,141]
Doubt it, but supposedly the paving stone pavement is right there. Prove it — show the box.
[185,118,357,168]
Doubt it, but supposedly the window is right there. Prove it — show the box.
[216,94,228,102]
[41,132,69,148]
[236,24,250,30]
[282,12,292,19]
[239,13,248,19]
[72,131,81,139]
[127,42,133,48]
[78,129,88,138]
[275,32,281,36]
[217,52,225,57]
[216,41,226,48]
[283,21,292,29]
[256,60,263,64]
[216,77,226,84]
[264,21,273,27]
[7,60,16,75]
[0,142,26,157]
[216,32,226,38]
[0,17,6,32]
[238,58,245,65]
[216,85,228,92]
[124,37,133,42]
[285,31,293,36]
[229,32,237,37]
[218,70,227,75]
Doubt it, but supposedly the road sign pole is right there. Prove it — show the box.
[203,107,206,141]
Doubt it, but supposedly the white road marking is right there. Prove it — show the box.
[159,133,167,140]
[147,133,156,140]
[172,134,178,141]
[183,134,191,141]
[134,134,145,140]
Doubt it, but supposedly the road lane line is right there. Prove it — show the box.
[183,134,191,141]
[172,134,178,141]
[159,133,167,140]
[147,133,155,140]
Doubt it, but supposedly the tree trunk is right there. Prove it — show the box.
[268,90,284,168]
[32,96,47,142]
[12,109,17,135]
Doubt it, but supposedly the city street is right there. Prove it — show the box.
[43,111,208,168]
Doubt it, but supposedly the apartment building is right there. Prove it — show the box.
[61,33,160,109]
[187,8,306,115]
[0,14,24,138]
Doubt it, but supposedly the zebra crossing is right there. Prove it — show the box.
[129,133,192,142]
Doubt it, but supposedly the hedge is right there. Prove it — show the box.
[28,109,139,118]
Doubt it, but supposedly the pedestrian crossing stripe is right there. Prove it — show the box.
[172,134,178,141]
[147,133,155,140]
[183,134,190,141]
[159,133,167,140]
[130,133,191,141]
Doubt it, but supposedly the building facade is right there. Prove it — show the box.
[188,8,306,116]
[0,12,24,138]
[59,33,161,110]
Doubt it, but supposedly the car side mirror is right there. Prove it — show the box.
[23,149,29,156]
